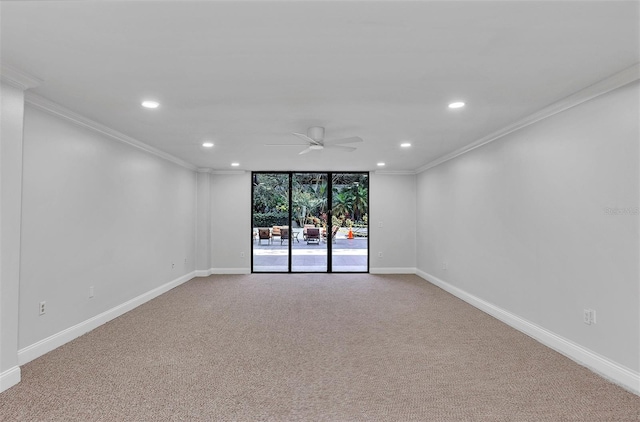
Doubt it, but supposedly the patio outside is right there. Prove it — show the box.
[252,172,368,273]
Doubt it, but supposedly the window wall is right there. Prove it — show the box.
[252,172,368,273]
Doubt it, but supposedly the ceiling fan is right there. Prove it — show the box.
[266,126,363,155]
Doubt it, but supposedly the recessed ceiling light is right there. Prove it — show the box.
[202,142,214,148]
[400,142,412,148]
[141,100,160,109]
[377,162,385,167]
[231,162,240,167]
[448,101,465,109]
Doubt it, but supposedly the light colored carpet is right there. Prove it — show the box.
[1,274,638,421]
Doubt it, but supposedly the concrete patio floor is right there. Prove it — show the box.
[252,233,368,272]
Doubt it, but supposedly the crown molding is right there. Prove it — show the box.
[210,170,247,175]
[416,62,640,174]
[25,93,198,171]
[0,66,43,90]
[374,170,416,175]
[196,168,247,175]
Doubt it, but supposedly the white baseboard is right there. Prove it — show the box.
[0,366,21,393]
[203,268,414,276]
[18,271,196,366]
[195,268,250,277]
[370,267,417,274]
[210,268,251,275]
[415,269,640,396]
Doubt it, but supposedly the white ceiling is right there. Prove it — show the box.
[1,1,638,172]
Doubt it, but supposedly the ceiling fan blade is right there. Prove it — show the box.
[265,143,308,146]
[293,132,322,145]
[323,136,363,146]
[299,147,314,155]
[326,145,357,152]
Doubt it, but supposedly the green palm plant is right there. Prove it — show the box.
[349,183,368,222]
[332,190,354,219]
[292,187,322,227]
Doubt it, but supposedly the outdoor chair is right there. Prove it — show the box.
[258,228,271,245]
[271,226,281,243]
[302,224,315,240]
[280,227,289,245]
[322,226,339,243]
[306,228,320,244]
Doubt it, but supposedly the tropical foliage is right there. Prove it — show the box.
[252,173,288,214]
[252,172,368,229]
[252,211,288,227]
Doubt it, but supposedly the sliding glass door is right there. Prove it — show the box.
[252,172,368,273]
[251,173,290,272]
[291,173,328,272]
[331,173,369,272]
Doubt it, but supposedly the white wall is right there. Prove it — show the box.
[416,82,639,377]
[0,82,26,389]
[210,172,251,273]
[18,105,197,350]
[370,173,416,273]
[195,171,211,274]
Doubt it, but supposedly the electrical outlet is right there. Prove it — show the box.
[89,286,94,298]
[240,251,245,258]
[39,301,46,315]
[184,258,187,264]
[442,261,448,270]
[171,262,175,269]
[378,221,383,228]
[583,309,597,325]
[378,252,383,258]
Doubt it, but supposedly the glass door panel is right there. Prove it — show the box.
[252,173,290,272]
[291,173,328,272]
[331,173,369,272]
[252,171,368,273]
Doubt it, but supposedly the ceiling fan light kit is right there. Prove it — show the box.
[306,126,324,142]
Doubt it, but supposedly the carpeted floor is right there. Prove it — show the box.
[1,274,638,421]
